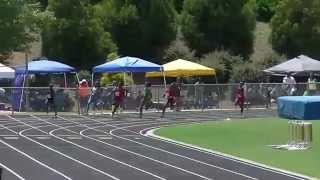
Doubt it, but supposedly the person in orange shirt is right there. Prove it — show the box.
[79,79,90,114]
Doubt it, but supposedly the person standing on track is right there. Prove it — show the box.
[46,84,57,117]
[235,81,245,116]
[111,82,125,118]
[79,79,90,114]
[161,82,179,118]
[139,82,153,118]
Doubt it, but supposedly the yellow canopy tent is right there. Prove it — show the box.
[146,59,215,77]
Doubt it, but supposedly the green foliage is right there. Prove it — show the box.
[256,0,278,22]
[173,0,184,13]
[100,73,134,87]
[78,70,91,82]
[107,52,120,61]
[253,51,286,69]
[0,0,45,56]
[98,0,178,63]
[270,0,320,59]
[163,39,195,63]
[181,0,256,58]
[230,62,263,83]
[42,0,117,69]
[200,50,244,83]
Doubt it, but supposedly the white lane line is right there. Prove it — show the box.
[80,120,163,136]
[0,122,18,134]
[112,118,307,180]
[145,128,309,180]
[10,116,120,180]
[0,162,25,180]
[3,137,19,140]
[31,116,166,180]
[0,137,72,180]
[58,116,212,180]
[81,117,258,180]
[110,122,258,180]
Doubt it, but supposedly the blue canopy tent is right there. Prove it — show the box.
[92,56,163,85]
[15,58,76,74]
[13,57,79,111]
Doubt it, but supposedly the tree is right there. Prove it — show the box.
[0,0,43,60]
[98,0,178,63]
[163,39,195,63]
[42,0,117,69]
[256,0,278,22]
[181,0,256,58]
[230,62,263,83]
[200,50,244,83]
[270,0,320,59]
[173,0,184,13]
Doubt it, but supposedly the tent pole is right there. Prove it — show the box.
[123,72,126,86]
[75,72,80,115]
[75,73,80,84]
[215,75,221,109]
[91,73,94,86]
[19,52,29,112]
[64,73,67,88]
[161,67,167,89]
[19,74,26,112]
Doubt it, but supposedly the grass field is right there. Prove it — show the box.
[156,118,320,179]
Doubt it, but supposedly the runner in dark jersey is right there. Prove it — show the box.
[46,85,57,117]
[139,82,153,118]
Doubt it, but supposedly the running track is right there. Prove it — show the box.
[0,109,309,180]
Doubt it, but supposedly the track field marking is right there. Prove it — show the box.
[107,121,258,180]
[58,116,214,180]
[146,128,309,180]
[9,115,121,180]
[0,136,72,180]
[3,136,19,140]
[0,162,25,180]
[30,115,167,180]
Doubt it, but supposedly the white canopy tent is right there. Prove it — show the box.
[0,63,15,79]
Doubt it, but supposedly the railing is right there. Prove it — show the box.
[0,83,316,114]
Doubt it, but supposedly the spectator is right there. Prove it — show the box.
[282,73,296,96]
[307,73,317,95]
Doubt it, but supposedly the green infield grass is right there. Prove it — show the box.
[156,118,320,179]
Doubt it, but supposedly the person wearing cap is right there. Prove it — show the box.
[79,79,90,114]
[46,84,57,117]
[139,82,153,118]
[235,81,245,116]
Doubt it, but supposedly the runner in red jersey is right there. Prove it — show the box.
[112,82,125,118]
[161,82,179,118]
[235,81,245,116]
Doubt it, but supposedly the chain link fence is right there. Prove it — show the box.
[0,83,317,114]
